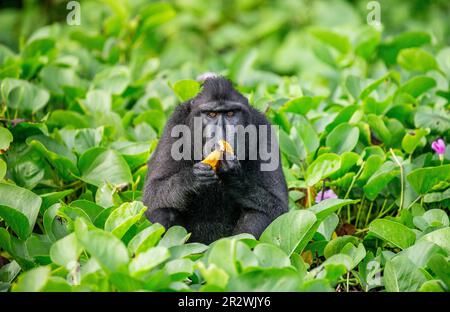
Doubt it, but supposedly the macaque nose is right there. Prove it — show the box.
[213,116,226,150]
[214,116,236,152]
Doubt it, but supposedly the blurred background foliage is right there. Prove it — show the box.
[1,0,449,84]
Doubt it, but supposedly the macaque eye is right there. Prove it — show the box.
[207,112,217,118]
[226,111,234,117]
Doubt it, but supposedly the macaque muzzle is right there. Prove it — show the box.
[201,139,234,171]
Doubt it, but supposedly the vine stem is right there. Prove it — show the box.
[337,161,366,219]
[354,195,365,228]
[344,162,365,200]
[390,149,404,212]
[364,201,374,227]
[346,272,350,292]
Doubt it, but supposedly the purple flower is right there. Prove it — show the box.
[431,139,446,155]
[315,189,338,203]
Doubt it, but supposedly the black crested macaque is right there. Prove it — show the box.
[143,76,288,244]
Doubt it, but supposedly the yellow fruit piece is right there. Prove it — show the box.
[201,150,222,171]
[201,140,234,171]
[218,139,234,154]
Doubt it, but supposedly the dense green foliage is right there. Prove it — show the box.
[0,0,449,292]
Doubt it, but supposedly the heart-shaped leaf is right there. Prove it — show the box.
[0,183,42,239]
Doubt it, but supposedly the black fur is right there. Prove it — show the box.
[143,77,288,244]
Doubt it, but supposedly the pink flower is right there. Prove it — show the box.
[431,139,446,155]
[315,189,338,203]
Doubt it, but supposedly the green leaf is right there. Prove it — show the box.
[318,254,353,280]
[39,65,81,95]
[227,268,302,291]
[129,246,170,278]
[0,126,13,151]
[299,279,333,292]
[367,114,391,145]
[0,183,42,239]
[345,75,361,100]
[92,66,131,95]
[133,110,167,135]
[398,76,436,98]
[1,78,50,112]
[326,123,359,154]
[316,213,339,241]
[401,128,429,154]
[419,228,450,253]
[49,233,82,269]
[383,255,427,292]
[22,37,55,58]
[0,261,20,284]
[253,243,291,268]
[414,107,450,133]
[278,129,304,163]
[0,159,6,181]
[379,31,431,66]
[360,73,391,100]
[426,254,450,288]
[27,135,79,180]
[310,28,350,54]
[363,161,399,200]
[330,151,361,179]
[172,79,200,102]
[48,110,90,129]
[260,210,317,256]
[357,154,384,185]
[40,189,74,213]
[305,153,341,186]
[12,266,51,292]
[164,259,194,281]
[109,272,144,291]
[158,226,190,248]
[207,238,239,277]
[76,221,129,273]
[423,189,450,203]
[293,115,320,156]
[83,89,111,114]
[419,280,445,292]
[95,182,121,208]
[43,204,67,242]
[341,243,366,269]
[71,128,105,154]
[281,96,315,115]
[196,262,228,290]
[325,105,359,133]
[111,141,151,170]
[79,147,132,187]
[104,201,147,239]
[397,48,439,73]
[324,236,359,259]
[69,200,104,222]
[407,165,450,194]
[308,198,358,221]
[128,223,165,255]
[413,209,449,231]
[169,242,208,259]
[235,241,259,271]
[400,240,446,268]
[368,219,416,249]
